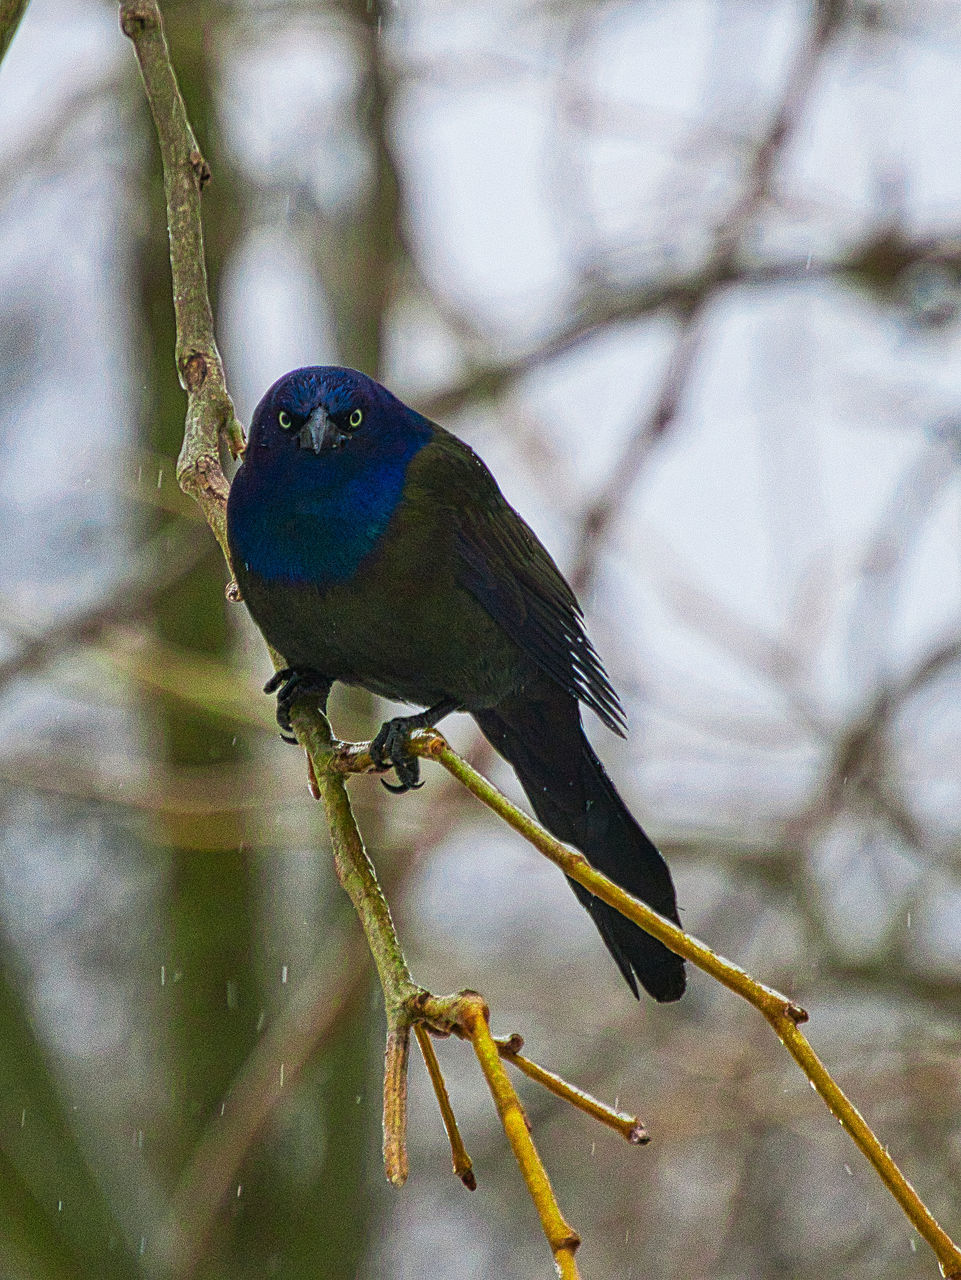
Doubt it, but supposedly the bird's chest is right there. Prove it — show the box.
[229,457,408,590]
[228,451,449,680]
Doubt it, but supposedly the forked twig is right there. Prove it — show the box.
[462,997,581,1279]
[411,729,961,1280]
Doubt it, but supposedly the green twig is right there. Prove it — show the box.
[411,729,961,1280]
[495,1034,648,1145]
[292,706,421,1185]
[456,994,581,1279]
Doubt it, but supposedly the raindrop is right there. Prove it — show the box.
[237,1184,243,1198]
[57,1200,62,1213]
[161,965,166,987]
[281,965,288,985]
[139,1237,146,1256]
[844,1164,852,1176]
[910,1238,917,1253]
[279,1062,285,1089]
[157,469,164,490]
[256,1009,266,1033]
[907,912,911,929]
[20,1109,26,1129]
[226,980,239,1010]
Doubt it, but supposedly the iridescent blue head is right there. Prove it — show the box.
[230,366,434,587]
[247,366,430,461]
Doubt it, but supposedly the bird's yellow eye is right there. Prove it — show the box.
[349,408,363,429]
[278,410,292,429]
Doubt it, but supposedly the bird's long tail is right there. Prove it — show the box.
[473,687,686,1001]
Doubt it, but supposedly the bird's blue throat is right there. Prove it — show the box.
[229,433,427,588]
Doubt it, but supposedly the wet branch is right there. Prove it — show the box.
[119,0,243,563]
[410,728,961,1280]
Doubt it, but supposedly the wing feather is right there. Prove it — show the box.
[419,429,627,734]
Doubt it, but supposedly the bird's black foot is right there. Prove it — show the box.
[264,668,332,742]
[370,698,462,793]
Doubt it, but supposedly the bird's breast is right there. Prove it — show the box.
[228,451,417,590]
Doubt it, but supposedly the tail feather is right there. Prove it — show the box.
[473,688,685,1002]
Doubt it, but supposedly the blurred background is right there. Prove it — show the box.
[1,0,961,1275]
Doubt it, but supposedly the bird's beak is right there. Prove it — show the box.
[299,407,345,453]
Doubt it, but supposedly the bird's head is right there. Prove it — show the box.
[246,366,427,461]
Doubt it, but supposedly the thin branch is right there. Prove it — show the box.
[410,729,961,1280]
[383,1025,412,1187]
[292,706,421,1186]
[570,308,705,594]
[570,0,841,596]
[421,257,822,422]
[414,1024,476,1189]
[120,0,415,1202]
[120,0,243,563]
[456,994,581,1279]
[713,0,840,249]
[495,1034,648,1146]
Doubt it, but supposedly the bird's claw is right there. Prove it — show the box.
[264,667,331,742]
[370,719,424,793]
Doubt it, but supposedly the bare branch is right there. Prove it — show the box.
[120,0,243,563]
[496,1033,649,1145]
[415,729,961,1279]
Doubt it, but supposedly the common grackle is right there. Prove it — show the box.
[226,366,685,1001]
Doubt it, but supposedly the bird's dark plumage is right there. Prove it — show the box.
[227,366,685,1001]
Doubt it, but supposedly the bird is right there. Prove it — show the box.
[226,366,685,1002]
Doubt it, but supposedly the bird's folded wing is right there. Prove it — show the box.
[421,429,627,735]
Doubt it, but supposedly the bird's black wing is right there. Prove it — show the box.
[421,428,627,735]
